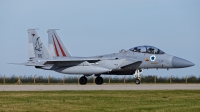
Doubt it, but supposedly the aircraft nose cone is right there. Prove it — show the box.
[172,56,195,68]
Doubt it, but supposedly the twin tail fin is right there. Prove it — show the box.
[48,29,71,58]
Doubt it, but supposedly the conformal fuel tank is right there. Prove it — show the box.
[55,66,110,74]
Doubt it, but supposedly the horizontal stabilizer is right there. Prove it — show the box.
[8,63,26,65]
[8,62,44,67]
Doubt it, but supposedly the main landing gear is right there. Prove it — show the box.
[79,76,87,85]
[134,69,142,85]
[95,76,103,85]
[79,75,103,85]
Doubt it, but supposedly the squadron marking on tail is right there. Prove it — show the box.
[34,37,42,52]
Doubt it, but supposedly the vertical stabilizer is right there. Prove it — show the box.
[48,29,71,58]
[28,29,51,59]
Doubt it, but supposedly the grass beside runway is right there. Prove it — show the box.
[0,90,200,112]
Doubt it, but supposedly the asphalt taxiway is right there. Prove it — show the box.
[0,84,199,91]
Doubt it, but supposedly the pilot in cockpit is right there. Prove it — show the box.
[148,48,154,54]
[134,47,141,52]
[156,49,160,54]
[151,49,154,54]
[130,46,165,54]
[133,47,138,52]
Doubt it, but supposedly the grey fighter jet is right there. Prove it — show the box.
[21,29,194,85]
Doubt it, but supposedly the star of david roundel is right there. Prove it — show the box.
[150,55,156,61]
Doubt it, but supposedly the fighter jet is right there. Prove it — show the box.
[21,29,194,85]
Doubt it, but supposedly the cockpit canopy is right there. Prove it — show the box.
[129,46,165,54]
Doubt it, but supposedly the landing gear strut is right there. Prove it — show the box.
[79,76,87,85]
[134,69,142,85]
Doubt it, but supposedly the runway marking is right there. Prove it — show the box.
[0,84,199,91]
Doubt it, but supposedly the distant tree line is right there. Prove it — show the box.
[0,75,199,84]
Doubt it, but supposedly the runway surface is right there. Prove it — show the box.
[0,84,199,91]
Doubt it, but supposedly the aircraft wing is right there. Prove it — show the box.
[41,57,103,65]
[43,57,101,62]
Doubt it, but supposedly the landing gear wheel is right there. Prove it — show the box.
[79,76,87,85]
[95,77,103,85]
[135,79,140,85]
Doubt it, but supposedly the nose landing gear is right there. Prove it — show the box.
[134,69,142,85]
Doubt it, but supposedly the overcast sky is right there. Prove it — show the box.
[0,0,199,78]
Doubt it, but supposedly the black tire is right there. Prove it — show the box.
[135,79,140,85]
[79,76,87,85]
[95,77,103,85]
